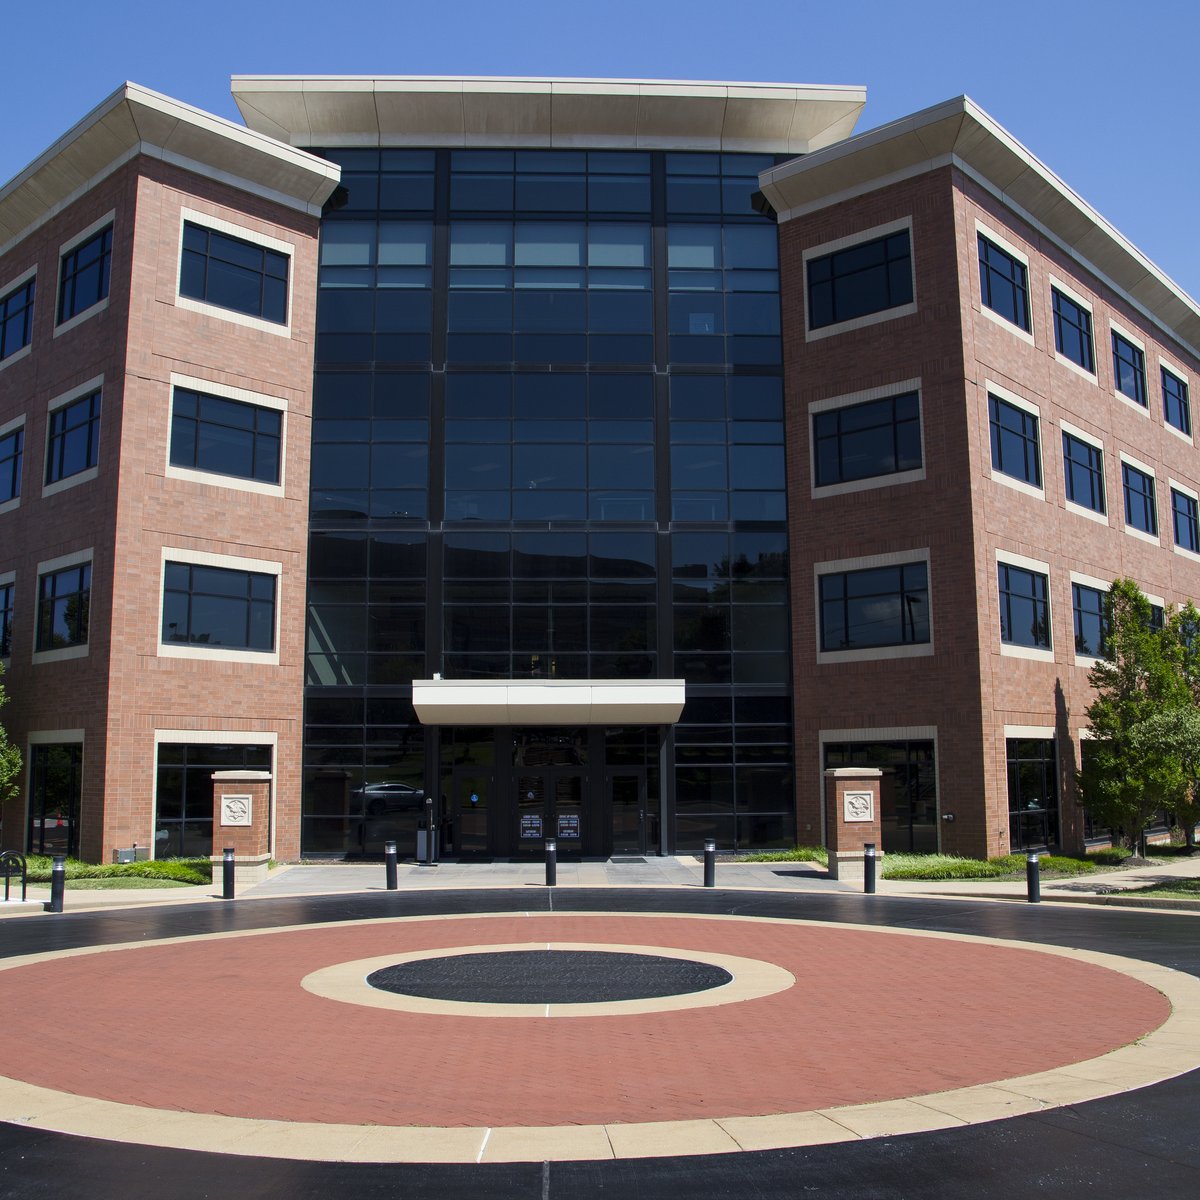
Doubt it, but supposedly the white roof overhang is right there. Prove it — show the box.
[231,76,866,154]
[0,82,342,254]
[412,679,686,726]
[758,95,1200,360]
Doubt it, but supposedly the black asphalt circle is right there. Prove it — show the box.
[365,948,733,1003]
[0,887,1198,1199]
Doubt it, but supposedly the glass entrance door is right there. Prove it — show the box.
[452,767,492,857]
[515,771,585,855]
[610,770,646,854]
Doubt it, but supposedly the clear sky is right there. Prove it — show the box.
[5,0,1199,299]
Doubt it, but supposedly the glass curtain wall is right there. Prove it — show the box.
[304,147,793,854]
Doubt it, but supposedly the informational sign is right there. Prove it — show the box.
[557,813,581,839]
[520,813,543,839]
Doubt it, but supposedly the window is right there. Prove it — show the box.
[1062,430,1105,514]
[1111,332,1146,406]
[999,562,1050,650]
[812,390,921,488]
[0,275,35,360]
[27,742,82,857]
[1007,738,1059,850]
[180,221,288,324]
[37,562,90,651]
[1052,286,1093,372]
[1162,367,1191,436]
[1172,487,1199,554]
[162,562,276,652]
[989,393,1041,487]
[1072,583,1107,657]
[0,425,22,505]
[807,228,913,331]
[46,390,101,485]
[819,561,929,652]
[1122,461,1158,536]
[0,579,12,657]
[977,234,1029,330]
[170,387,282,484]
[58,226,112,324]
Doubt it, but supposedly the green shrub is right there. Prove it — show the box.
[882,852,1097,881]
[22,856,211,885]
[737,846,828,865]
[1087,847,1132,866]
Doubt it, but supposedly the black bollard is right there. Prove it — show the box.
[545,838,557,887]
[384,840,398,890]
[222,847,235,900]
[1026,851,1041,903]
[703,838,716,888]
[864,842,877,894]
[46,854,66,913]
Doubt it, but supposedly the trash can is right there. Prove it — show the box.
[416,829,438,860]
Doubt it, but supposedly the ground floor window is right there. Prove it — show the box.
[1007,738,1059,850]
[27,743,82,857]
[155,742,271,858]
[822,739,937,853]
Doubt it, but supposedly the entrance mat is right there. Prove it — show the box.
[610,856,648,864]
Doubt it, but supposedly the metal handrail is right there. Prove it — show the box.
[0,850,28,902]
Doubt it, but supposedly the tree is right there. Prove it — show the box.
[0,662,21,809]
[1080,578,1190,848]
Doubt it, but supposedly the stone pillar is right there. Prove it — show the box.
[210,770,273,888]
[824,767,883,883]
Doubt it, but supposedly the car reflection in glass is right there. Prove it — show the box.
[355,782,425,816]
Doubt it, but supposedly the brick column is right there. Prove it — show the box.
[824,767,883,883]
[210,770,272,887]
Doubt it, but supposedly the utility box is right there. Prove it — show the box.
[113,846,150,864]
[416,830,438,861]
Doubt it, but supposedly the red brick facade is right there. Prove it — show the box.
[780,164,1200,858]
[0,155,320,862]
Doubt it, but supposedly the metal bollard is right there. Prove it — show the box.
[384,840,398,890]
[703,838,716,888]
[545,838,557,887]
[1026,851,1041,903]
[222,847,235,901]
[46,854,66,913]
[864,842,877,894]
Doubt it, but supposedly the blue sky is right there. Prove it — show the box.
[6,0,1199,299]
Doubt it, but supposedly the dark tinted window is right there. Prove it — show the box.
[1162,367,1191,436]
[170,388,282,484]
[1072,583,1107,657]
[0,276,35,357]
[1062,432,1105,513]
[1052,287,1093,371]
[998,563,1050,649]
[1122,462,1158,535]
[58,226,112,323]
[1112,332,1146,406]
[162,562,277,652]
[37,563,90,651]
[988,394,1041,486]
[807,229,912,330]
[819,562,929,651]
[46,391,101,484]
[813,391,921,487]
[180,223,288,324]
[1171,487,1199,553]
[977,234,1028,330]
[0,426,22,504]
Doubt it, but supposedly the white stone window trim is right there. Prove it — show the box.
[0,567,14,664]
[0,411,25,517]
[817,725,941,850]
[809,377,926,498]
[995,548,1054,663]
[153,729,279,860]
[157,546,282,666]
[813,546,933,665]
[986,380,1045,501]
[1167,477,1200,563]
[1068,569,1112,667]
[1003,724,1056,740]
[1058,418,1109,527]
[166,373,288,497]
[32,546,93,664]
[1108,318,1152,417]
[0,264,37,372]
[175,208,295,338]
[1158,357,1194,445]
[1118,451,1161,546]
[974,220,1035,346]
[1048,274,1097,383]
[803,216,917,342]
[41,375,103,499]
[53,210,115,337]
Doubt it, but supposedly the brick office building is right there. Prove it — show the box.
[1,79,1197,863]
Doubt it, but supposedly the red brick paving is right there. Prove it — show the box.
[0,915,1169,1126]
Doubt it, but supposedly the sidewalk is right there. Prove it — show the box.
[3,851,1198,916]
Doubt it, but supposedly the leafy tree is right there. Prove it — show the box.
[1080,579,1190,848]
[0,663,21,808]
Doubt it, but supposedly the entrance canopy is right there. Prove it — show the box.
[412,679,685,726]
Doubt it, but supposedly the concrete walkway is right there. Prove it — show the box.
[3,850,1198,915]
